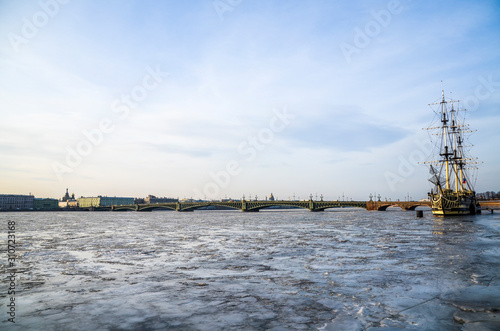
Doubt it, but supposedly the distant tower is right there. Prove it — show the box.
[269,193,275,201]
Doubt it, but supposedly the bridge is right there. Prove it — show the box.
[111,199,367,212]
[478,200,500,213]
[109,199,431,212]
[366,200,431,211]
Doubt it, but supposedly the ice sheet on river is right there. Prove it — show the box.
[1,210,499,330]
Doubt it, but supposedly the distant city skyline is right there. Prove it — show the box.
[1,0,499,201]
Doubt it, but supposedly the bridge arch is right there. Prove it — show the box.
[139,204,176,211]
[375,203,431,211]
[177,203,241,212]
[406,203,431,211]
[243,203,309,212]
[376,204,403,211]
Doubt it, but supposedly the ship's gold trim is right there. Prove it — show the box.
[429,190,478,216]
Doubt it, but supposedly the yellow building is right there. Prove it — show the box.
[77,196,134,208]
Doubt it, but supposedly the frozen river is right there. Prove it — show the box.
[1,209,499,330]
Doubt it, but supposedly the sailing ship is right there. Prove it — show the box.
[423,87,481,216]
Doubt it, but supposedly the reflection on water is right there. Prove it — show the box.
[1,210,499,330]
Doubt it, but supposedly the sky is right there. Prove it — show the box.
[1,0,499,201]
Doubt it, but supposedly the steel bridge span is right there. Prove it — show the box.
[109,199,431,212]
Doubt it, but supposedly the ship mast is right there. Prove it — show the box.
[450,97,460,192]
[451,97,478,193]
[439,88,452,190]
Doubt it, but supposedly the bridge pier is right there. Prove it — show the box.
[241,200,260,212]
[175,202,196,212]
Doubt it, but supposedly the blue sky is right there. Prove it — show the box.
[1,0,499,201]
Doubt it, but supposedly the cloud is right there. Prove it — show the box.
[286,105,409,151]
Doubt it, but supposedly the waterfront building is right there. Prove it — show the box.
[77,196,134,208]
[61,188,76,201]
[59,200,78,209]
[59,188,78,209]
[34,198,59,210]
[144,195,177,204]
[0,194,34,210]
